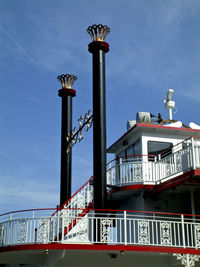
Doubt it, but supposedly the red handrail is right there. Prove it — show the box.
[1,207,200,219]
[107,154,155,166]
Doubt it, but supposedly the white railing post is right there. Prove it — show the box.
[8,213,12,245]
[109,163,112,185]
[191,137,196,169]
[115,159,119,185]
[154,157,158,183]
[119,158,122,184]
[124,211,127,245]
[174,151,177,176]
[61,214,64,242]
[181,214,186,248]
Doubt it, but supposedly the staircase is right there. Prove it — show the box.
[51,177,94,242]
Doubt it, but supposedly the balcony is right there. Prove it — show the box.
[1,208,200,252]
[107,137,200,187]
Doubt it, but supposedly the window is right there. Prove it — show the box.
[117,139,141,163]
[148,141,173,160]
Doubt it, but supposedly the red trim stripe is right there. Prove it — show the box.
[144,170,198,197]
[1,243,200,255]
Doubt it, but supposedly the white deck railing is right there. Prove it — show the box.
[107,137,200,186]
[1,209,200,250]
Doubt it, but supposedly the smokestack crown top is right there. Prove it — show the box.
[57,74,77,89]
[87,24,110,41]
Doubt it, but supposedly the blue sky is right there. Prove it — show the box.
[0,0,200,214]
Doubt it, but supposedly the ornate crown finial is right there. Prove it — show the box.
[57,74,77,89]
[87,24,110,41]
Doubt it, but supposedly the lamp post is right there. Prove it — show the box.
[87,24,110,210]
[57,74,77,206]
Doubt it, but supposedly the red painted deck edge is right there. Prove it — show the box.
[145,169,200,197]
[0,243,200,255]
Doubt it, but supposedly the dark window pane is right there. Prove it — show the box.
[148,141,173,159]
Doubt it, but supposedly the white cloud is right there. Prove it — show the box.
[0,174,59,214]
[0,25,37,66]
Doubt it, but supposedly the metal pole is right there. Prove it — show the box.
[88,33,109,210]
[58,74,77,206]
[60,95,72,205]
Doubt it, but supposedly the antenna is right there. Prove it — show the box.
[163,89,176,120]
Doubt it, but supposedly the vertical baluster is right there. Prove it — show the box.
[124,211,127,245]
[133,219,135,244]
[174,151,177,175]
[191,137,196,169]
[190,223,194,248]
[177,222,180,246]
[129,219,131,244]
[125,163,127,184]
[129,162,132,183]
[121,158,123,184]
[181,215,186,248]
[119,159,121,184]
[13,220,16,245]
[52,217,55,243]
[115,218,117,244]
[61,214,64,242]
[8,213,12,245]
[26,218,28,243]
[113,162,115,185]
[173,222,176,246]
[156,220,159,245]
[120,218,122,243]
[57,216,60,241]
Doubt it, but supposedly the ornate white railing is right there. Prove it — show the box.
[58,177,93,213]
[107,137,200,186]
[1,209,200,250]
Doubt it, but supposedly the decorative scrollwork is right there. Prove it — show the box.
[87,24,110,41]
[173,253,200,267]
[138,220,150,244]
[176,151,183,172]
[161,222,171,246]
[101,219,113,243]
[0,224,4,245]
[57,74,77,89]
[17,219,27,243]
[48,219,55,242]
[66,109,93,153]
[195,224,200,248]
[133,163,143,182]
[61,209,74,230]
[37,219,49,243]
[86,186,93,206]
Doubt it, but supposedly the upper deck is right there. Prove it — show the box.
[106,123,200,190]
[107,137,200,189]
